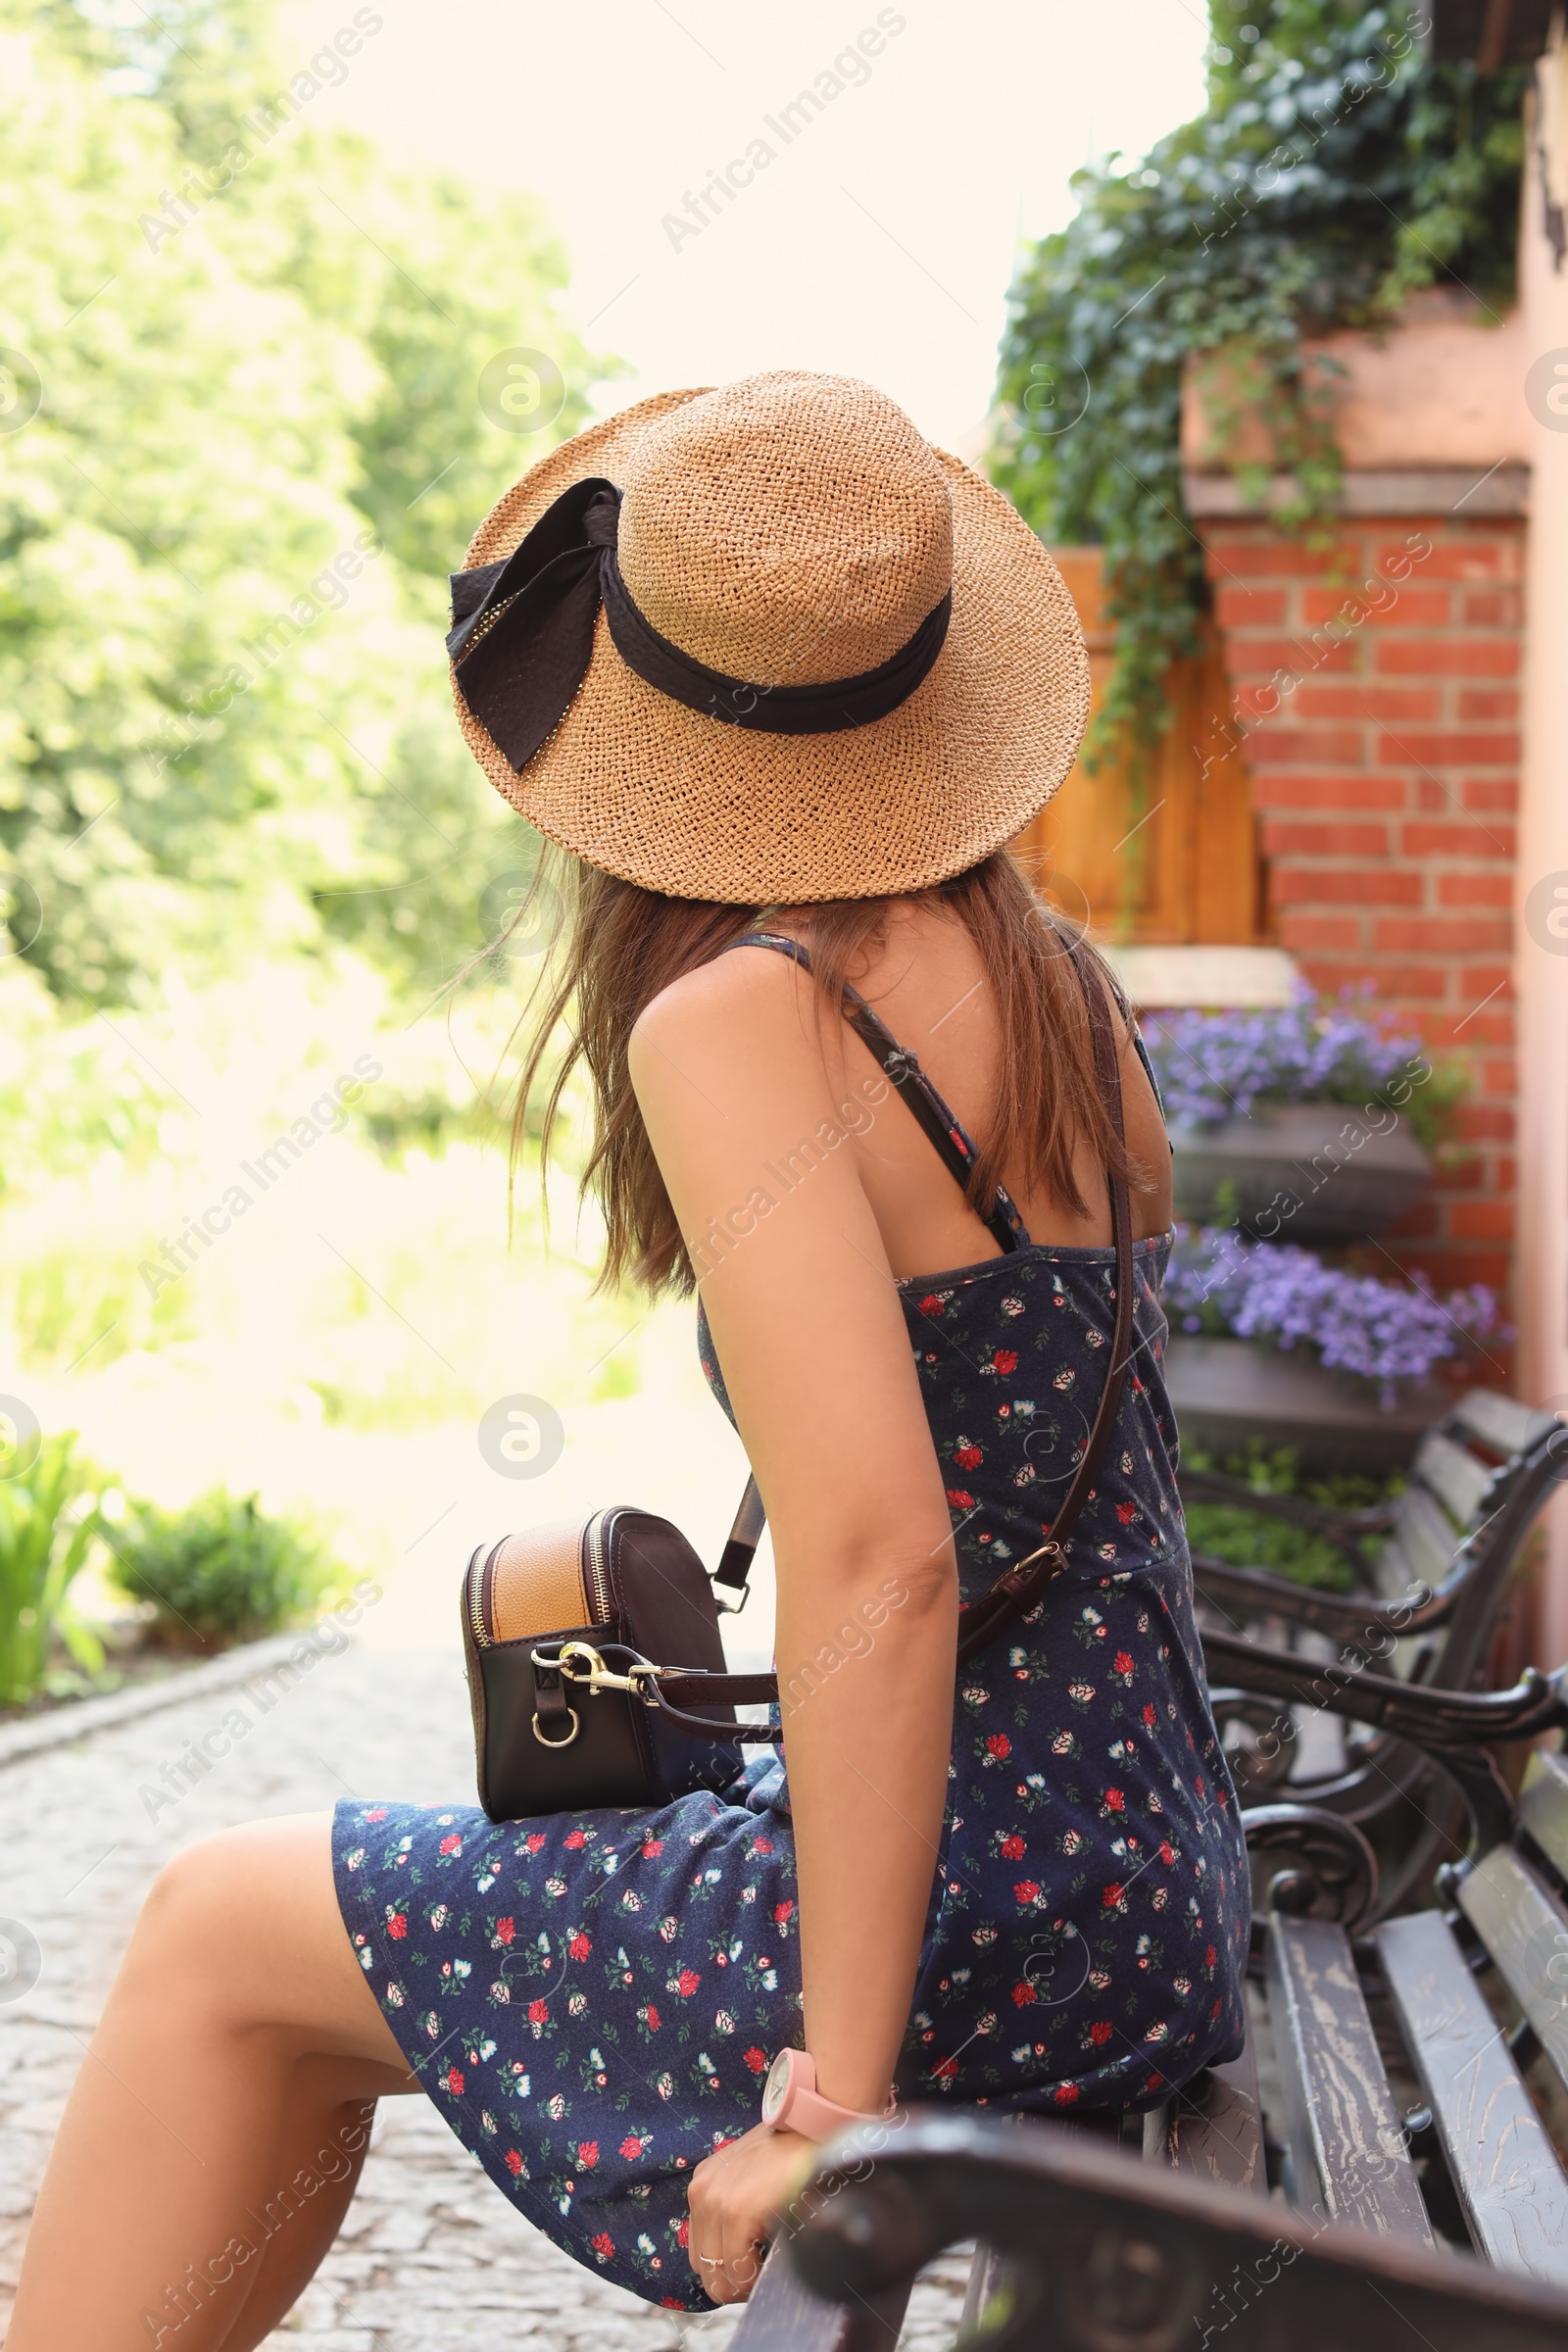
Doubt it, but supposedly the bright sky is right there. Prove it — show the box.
[280,0,1209,452]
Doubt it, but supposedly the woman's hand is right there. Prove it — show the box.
[687,2122,818,2303]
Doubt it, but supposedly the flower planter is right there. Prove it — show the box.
[1171,1102,1431,1246]
[1163,1336,1449,1476]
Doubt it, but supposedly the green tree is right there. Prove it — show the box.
[0,0,611,1004]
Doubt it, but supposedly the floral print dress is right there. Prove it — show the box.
[331,953,1250,2313]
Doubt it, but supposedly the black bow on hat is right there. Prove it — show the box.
[447,477,621,773]
[447,477,952,770]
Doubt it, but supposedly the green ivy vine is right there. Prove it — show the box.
[992,3,1528,773]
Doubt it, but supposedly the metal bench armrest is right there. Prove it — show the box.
[1202,1634,1568,1856]
[1179,1466,1396,1546]
[1192,1551,1455,1640]
[783,2112,1568,2351]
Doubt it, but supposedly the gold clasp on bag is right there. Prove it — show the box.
[531,1640,665,1703]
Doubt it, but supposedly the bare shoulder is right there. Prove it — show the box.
[626,942,886,1300]
[627,944,821,1101]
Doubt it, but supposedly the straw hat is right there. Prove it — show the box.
[449,370,1089,905]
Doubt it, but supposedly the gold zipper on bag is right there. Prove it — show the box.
[584,1512,613,1624]
[466,1547,492,1649]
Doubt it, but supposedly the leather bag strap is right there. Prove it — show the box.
[648,1669,781,1740]
[954,950,1135,1664]
[711,1472,766,1608]
[525,1638,782,1741]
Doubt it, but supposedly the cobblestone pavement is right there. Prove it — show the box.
[0,1643,970,2349]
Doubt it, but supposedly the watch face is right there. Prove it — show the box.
[761,2047,793,2126]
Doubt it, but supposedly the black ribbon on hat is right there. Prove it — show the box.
[447,476,952,771]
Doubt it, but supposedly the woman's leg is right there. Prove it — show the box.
[192,2063,375,2346]
[9,1811,417,2352]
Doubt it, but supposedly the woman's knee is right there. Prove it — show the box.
[124,1814,337,2014]
[132,1824,255,1970]
[118,1813,408,2072]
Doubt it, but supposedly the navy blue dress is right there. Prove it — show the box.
[332,944,1250,2311]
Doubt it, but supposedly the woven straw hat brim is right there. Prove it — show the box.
[455,387,1090,905]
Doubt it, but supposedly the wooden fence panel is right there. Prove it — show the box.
[1013,548,1270,946]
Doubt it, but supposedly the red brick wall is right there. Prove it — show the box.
[1200,513,1523,1311]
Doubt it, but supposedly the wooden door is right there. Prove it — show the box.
[1012,549,1271,945]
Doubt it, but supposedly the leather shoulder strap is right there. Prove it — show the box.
[711,1473,766,1608]
[955,939,1136,1663]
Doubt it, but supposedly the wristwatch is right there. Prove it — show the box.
[761,2047,889,2139]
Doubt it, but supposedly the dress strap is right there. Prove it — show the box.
[726,929,1029,1255]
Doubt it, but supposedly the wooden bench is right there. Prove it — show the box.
[732,1660,1568,2348]
[1187,1390,1564,1694]
[1192,1394,1567,1915]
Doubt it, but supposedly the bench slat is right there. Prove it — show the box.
[1370,1539,1426,1608]
[957,2240,1004,2336]
[1378,1486,1460,1599]
[1518,1748,1568,1885]
[1155,2044,1267,2195]
[1410,1428,1496,1535]
[1449,1391,1561,1462]
[1266,1913,1434,2241]
[1460,1845,1568,2091]
[1375,1908,1568,2282]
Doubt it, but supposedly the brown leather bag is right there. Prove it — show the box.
[462,1496,773,1820]
[461,937,1134,1823]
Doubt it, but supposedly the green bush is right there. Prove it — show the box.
[0,1433,106,1705]
[111,1491,328,1649]
[1182,1444,1401,1592]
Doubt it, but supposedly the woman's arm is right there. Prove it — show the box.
[629,948,958,2295]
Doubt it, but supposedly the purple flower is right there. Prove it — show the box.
[1167,1227,1503,1408]
[1145,989,1426,1129]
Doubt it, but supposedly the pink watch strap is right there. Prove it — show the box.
[760,2047,888,2138]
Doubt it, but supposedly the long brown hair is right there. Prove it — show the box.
[511,848,1134,1297]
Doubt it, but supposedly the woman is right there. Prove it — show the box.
[12,372,1248,2342]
